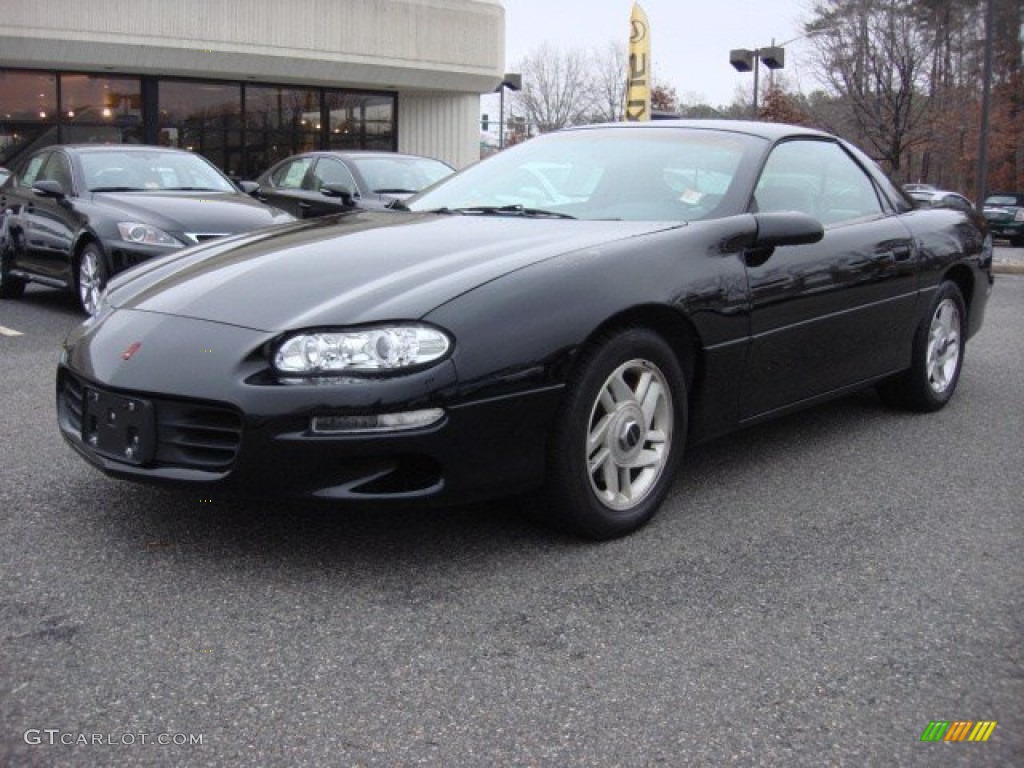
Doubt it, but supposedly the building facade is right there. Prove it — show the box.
[0,0,505,176]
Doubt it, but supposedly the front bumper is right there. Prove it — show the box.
[57,309,564,504]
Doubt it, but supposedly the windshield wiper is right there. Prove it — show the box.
[373,187,418,195]
[90,186,145,192]
[439,204,576,219]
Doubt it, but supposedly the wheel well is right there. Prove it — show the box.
[573,305,703,396]
[943,264,974,318]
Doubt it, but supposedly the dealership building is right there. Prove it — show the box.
[0,0,505,176]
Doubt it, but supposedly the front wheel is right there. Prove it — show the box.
[542,328,687,540]
[878,281,966,412]
[0,244,26,299]
[76,243,108,315]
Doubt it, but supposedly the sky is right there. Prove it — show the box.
[496,0,818,108]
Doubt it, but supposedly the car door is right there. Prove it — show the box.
[5,150,79,281]
[740,138,919,420]
[23,149,80,281]
[258,156,315,218]
[303,157,360,216]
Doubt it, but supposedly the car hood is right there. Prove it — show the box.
[106,212,680,331]
[90,190,291,235]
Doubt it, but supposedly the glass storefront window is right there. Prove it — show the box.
[158,80,243,177]
[1,69,398,177]
[0,71,57,167]
[60,74,143,145]
[326,92,395,151]
[243,86,320,178]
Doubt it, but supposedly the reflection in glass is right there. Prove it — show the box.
[326,92,395,151]
[243,86,320,178]
[158,81,243,176]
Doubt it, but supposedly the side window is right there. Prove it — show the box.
[40,152,73,193]
[754,140,884,225]
[309,158,357,192]
[270,158,313,190]
[18,153,48,188]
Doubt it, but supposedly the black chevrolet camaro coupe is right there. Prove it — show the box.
[55,121,993,539]
[0,145,293,314]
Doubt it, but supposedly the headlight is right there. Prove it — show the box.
[117,222,181,246]
[274,325,451,374]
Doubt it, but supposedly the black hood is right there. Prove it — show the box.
[92,190,292,238]
[106,212,680,331]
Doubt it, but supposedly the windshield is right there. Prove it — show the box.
[348,155,453,194]
[407,127,762,221]
[82,150,238,193]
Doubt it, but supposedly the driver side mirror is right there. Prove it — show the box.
[320,183,356,208]
[238,180,260,196]
[32,179,67,199]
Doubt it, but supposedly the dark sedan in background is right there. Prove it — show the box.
[982,192,1024,246]
[253,151,453,217]
[0,145,293,314]
[57,121,992,539]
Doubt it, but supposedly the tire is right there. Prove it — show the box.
[877,281,966,412]
[542,328,688,540]
[0,238,26,299]
[76,243,108,315]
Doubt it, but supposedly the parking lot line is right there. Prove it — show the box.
[0,325,24,337]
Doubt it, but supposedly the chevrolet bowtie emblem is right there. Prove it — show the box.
[121,341,142,360]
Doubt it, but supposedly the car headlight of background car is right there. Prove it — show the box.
[273,325,451,374]
[116,222,183,247]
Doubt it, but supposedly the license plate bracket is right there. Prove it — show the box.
[82,388,156,465]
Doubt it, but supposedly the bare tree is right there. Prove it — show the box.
[805,0,937,175]
[514,44,594,133]
[587,42,628,123]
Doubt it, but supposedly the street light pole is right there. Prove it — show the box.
[729,45,785,118]
[495,73,522,149]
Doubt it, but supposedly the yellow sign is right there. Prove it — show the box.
[625,3,651,121]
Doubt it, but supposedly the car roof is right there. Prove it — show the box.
[564,119,834,142]
[52,144,200,155]
[291,150,446,161]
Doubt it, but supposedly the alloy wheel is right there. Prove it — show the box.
[926,297,961,394]
[78,249,103,315]
[586,358,673,511]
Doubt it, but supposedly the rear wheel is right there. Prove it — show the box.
[76,243,107,315]
[878,281,966,412]
[542,328,687,540]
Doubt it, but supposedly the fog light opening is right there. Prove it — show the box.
[311,409,444,434]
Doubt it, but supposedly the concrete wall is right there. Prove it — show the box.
[399,92,481,169]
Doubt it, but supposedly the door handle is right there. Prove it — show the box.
[892,244,912,261]
[298,202,312,209]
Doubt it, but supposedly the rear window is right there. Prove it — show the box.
[985,195,1024,206]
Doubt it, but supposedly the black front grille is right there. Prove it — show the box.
[59,371,242,472]
[60,372,85,433]
[155,401,242,470]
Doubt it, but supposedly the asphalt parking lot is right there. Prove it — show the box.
[1,260,1021,767]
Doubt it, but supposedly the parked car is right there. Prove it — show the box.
[0,145,294,314]
[56,121,992,539]
[908,189,975,212]
[253,151,453,218]
[982,192,1024,246]
[903,182,936,193]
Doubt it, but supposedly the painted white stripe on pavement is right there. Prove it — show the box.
[0,325,24,337]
